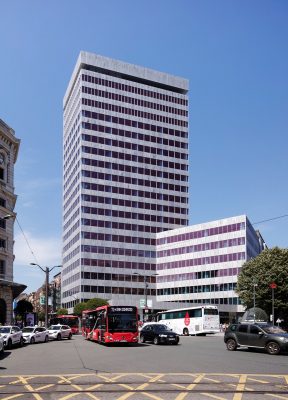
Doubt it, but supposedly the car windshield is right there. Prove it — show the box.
[262,326,286,334]
[49,325,61,330]
[22,327,35,333]
[154,324,169,331]
[0,327,10,334]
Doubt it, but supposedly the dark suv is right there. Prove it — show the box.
[224,323,288,355]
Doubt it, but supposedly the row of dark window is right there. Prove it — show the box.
[157,252,246,270]
[82,170,188,192]
[81,182,188,204]
[157,222,246,245]
[82,257,156,271]
[158,237,245,258]
[81,245,156,258]
[158,267,241,283]
[82,110,188,141]
[81,206,187,222]
[158,282,237,296]
[82,156,188,172]
[82,96,187,126]
[68,285,157,296]
[81,231,156,246]
[82,74,188,105]
[82,136,188,161]
[82,217,187,231]
[160,297,240,306]
[82,130,188,150]
[81,271,157,283]
[81,194,187,214]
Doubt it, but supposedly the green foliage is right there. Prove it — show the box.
[85,298,108,310]
[14,300,33,316]
[73,298,109,317]
[56,308,68,315]
[236,247,288,322]
[38,312,45,322]
[73,302,89,317]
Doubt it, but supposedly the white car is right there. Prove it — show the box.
[0,326,23,349]
[48,324,72,341]
[22,326,49,344]
[0,335,4,354]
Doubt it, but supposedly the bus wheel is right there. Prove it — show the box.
[183,328,189,336]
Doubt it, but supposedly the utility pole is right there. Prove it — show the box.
[30,263,61,327]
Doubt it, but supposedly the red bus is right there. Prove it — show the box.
[82,305,138,344]
[50,315,79,334]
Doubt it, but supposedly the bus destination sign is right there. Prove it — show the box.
[109,307,135,313]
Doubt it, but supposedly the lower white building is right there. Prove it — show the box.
[156,215,266,323]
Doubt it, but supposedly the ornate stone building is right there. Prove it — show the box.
[0,119,26,324]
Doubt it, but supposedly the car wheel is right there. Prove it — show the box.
[153,336,159,345]
[68,333,72,340]
[183,328,189,336]
[173,337,179,345]
[266,341,280,355]
[139,335,145,343]
[30,337,35,344]
[57,334,61,341]
[226,338,237,351]
[7,339,12,350]
[44,335,49,343]
[19,337,24,347]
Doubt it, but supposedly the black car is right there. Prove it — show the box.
[224,323,288,355]
[139,324,179,345]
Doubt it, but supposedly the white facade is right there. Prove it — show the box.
[62,52,189,312]
[156,215,266,321]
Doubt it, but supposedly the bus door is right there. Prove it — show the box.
[99,311,107,342]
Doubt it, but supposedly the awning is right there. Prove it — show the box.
[0,279,27,299]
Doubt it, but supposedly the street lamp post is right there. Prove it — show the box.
[270,282,277,325]
[30,263,61,328]
[133,272,158,316]
[252,281,258,322]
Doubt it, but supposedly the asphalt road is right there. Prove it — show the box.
[1,333,287,375]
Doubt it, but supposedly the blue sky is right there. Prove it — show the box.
[1,0,287,293]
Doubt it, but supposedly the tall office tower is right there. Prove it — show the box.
[62,52,189,311]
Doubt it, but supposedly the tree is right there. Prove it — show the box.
[73,298,109,317]
[85,298,108,310]
[14,300,33,318]
[56,308,68,315]
[73,302,88,317]
[236,247,288,323]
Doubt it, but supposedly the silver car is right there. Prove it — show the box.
[22,326,49,344]
[48,325,72,341]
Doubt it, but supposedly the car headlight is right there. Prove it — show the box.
[159,334,167,337]
[279,337,288,342]
[2,335,7,339]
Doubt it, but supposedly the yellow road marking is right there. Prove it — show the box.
[200,393,227,400]
[175,373,205,400]
[17,376,43,400]
[0,395,23,400]
[233,374,247,400]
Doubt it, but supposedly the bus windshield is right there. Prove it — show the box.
[108,313,137,332]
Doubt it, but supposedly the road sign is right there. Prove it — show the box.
[270,282,277,289]
[40,296,45,305]
[139,299,146,309]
